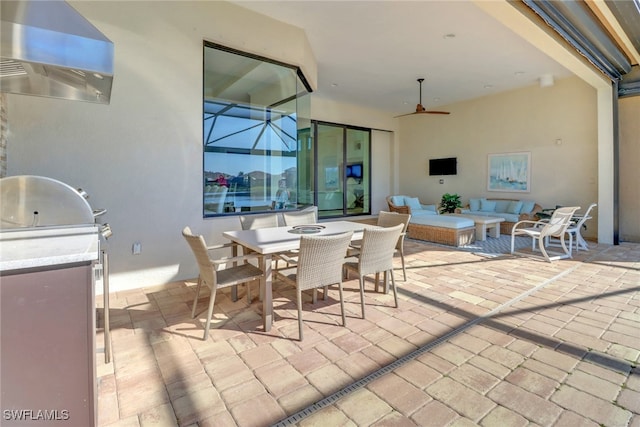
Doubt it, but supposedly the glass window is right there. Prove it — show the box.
[203,43,311,216]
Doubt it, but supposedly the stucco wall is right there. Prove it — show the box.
[619,96,640,242]
[3,1,398,292]
[1,1,617,292]
[398,76,599,240]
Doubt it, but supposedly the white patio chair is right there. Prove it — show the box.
[510,206,580,262]
[182,226,264,340]
[566,203,597,252]
[278,231,353,340]
[344,223,404,318]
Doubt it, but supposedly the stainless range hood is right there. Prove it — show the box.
[0,0,114,104]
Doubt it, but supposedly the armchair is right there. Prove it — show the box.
[510,206,580,262]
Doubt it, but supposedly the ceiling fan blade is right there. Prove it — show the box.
[396,79,451,117]
[394,110,451,118]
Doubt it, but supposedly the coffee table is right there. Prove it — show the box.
[448,214,505,241]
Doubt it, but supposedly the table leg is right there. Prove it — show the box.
[489,223,500,238]
[476,224,487,241]
[261,254,273,332]
[231,245,238,302]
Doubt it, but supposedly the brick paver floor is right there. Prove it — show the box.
[96,238,640,427]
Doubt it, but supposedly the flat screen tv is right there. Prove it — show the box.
[346,163,363,180]
[429,157,457,176]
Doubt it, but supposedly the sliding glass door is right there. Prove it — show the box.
[315,121,370,218]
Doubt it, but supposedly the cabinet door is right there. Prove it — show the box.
[1,264,96,426]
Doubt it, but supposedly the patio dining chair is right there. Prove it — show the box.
[344,223,404,318]
[510,206,580,262]
[282,206,318,226]
[278,231,353,340]
[182,226,264,340]
[348,211,411,281]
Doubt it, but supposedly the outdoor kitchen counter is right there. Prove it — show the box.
[0,224,100,273]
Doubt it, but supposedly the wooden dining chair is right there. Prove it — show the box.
[344,223,404,319]
[278,231,353,340]
[182,226,264,340]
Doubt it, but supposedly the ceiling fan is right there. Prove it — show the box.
[395,78,450,117]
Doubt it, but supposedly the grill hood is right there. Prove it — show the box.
[0,0,113,104]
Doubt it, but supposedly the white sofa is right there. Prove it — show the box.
[456,197,542,234]
[386,195,439,219]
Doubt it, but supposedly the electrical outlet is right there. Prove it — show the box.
[132,242,142,255]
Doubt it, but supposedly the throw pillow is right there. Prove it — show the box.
[469,198,481,211]
[480,199,496,212]
[404,197,423,211]
[423,204,437,212]
[390,195,405,206]
[507,200,523,214]
[520,200,536,213]
[494,200,511,213]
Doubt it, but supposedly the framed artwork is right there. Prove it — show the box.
[487,151,531,192]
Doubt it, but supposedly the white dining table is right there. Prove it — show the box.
[223,220,377,332]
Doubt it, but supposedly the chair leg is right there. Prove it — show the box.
[191,277,203,318]
[202,287,217,340]
[323,285,329,301]
[374,272,380,293]
[338,282,346,327]
[538,237,551,262]
[246,281,252,304]
[390,269,398,308]
[359,276,366,319]
[400,250,407,281]
[297,288,304,341]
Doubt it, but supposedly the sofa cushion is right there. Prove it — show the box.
[480,199,496,212]
[462,211,521,222]
[411,210,438,218]
[469,198,481,211]
[411,215,474,229]
[494,200,511,213]
[390,195,405,206]
[507,200,523,214]
[520,200,535,213]
[404,197,422,211]
[422,204,438,213]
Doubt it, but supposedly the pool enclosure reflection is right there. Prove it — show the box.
[203,43,311,216]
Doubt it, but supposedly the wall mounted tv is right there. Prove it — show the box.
[346,162,363,180]
[429,157,457,176]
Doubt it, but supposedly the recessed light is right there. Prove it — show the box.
[443,33,456,39]
[514,71,525,77]
[433,97,440,101]
[331,83,338,87]
[93,73,104,80]
[484,84,493,89]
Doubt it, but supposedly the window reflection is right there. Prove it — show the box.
[203,43,310,216]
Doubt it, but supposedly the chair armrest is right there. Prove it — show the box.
[512,219,545,232]
[211,252,262,265]
[207,242,238,251]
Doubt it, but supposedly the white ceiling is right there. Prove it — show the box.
[229,1,574,115]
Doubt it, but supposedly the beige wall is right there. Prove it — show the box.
[2,1,621,292]
[619,96,640,242]
[399,76,600,241]
[3,1,398,292]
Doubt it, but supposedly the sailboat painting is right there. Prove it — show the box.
[487,152,531,192]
